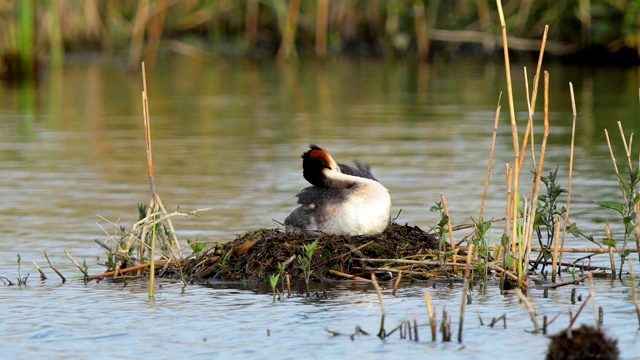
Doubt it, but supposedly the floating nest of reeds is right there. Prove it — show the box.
[169,223,441,284]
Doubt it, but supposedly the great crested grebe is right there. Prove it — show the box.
[284,145,392,236]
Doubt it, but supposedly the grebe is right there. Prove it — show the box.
[284,145,391,236]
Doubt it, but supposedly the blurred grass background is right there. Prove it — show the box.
[1,0,640,80]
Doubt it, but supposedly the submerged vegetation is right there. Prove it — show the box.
[2,0,640,80]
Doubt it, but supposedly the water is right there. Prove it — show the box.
[1,57,639,358]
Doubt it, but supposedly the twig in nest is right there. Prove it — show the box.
[328,269,369,281]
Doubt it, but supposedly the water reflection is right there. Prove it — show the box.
[1,57,639,358]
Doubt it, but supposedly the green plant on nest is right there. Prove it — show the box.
[470,218,493,290]
[430,201,455,261]
[298,239,319,297]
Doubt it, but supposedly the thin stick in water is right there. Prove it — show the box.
[516,288,540,333]
[32,261,47,280]
[371,273,386,338]
[551,215,561,283]
[458,244,474,343]
[64,250,88,278]
[559,82,577,270]
[479,93,502,221]
[44,251,66,283]
[440,194,457,271]
[424,291,437,341]
[628,259,640,329]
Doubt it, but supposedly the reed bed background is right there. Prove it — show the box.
[3,1,640,357]
[2,0,640,80]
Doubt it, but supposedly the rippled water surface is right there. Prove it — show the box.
[1,57,640,358]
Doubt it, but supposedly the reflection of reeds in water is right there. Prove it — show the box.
[2,1,639,80]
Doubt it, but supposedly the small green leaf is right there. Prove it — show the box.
[438,215,449,228]
[633,194,640,205]
[623,249,631,257]
[269,275,279,289]
[187,239,206,254]
[594,201,625,215]
[602,238,616,248]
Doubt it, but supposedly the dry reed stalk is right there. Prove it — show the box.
[604,130,623,195]
[458,244,473,343]
[518,25,548,172]
[606,224,616,276]
[392,271,403,295]
[424,291,436,341]
[44,251,66,283]
[141,62,156,298]
[314,0,329,58]
[32,261,47,280]
[532,247,639,254]
[588,272,599,327]
[87,259,171,281]
[413,0,428,61]
[328,269,370,281]
[551,215,561,283]
[360,268,448,279]
[558,82,578,270]
[246,0,259,55]
[144,0,168,69]
[479,93,502,221]
[358,258,463,267]
[628,259,640,328]
[519,71,551,287]
[286,274,291,296]
[440,194,457,270]
[496,0,518,155]
[277,0,301,64]
[497,0,522,270]
[504,164,513,236]
[128,0,150,71]
[544,273,592,290]
[64,250,88,278]
[516,288,541,333]
[371,273,386,338]
[617,121,634,171]
[605,123,640,263]
[457,244,638,254]
[488,263,524,284]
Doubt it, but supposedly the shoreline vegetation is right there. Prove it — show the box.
[2,0,640,80]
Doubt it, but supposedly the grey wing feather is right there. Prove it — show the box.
[338,161,378,181]
[294,186,349,206]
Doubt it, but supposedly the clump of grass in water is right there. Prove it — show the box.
[1,254,30,286]
[299,239,319,297]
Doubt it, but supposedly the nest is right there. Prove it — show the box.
[175,223,441,284]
